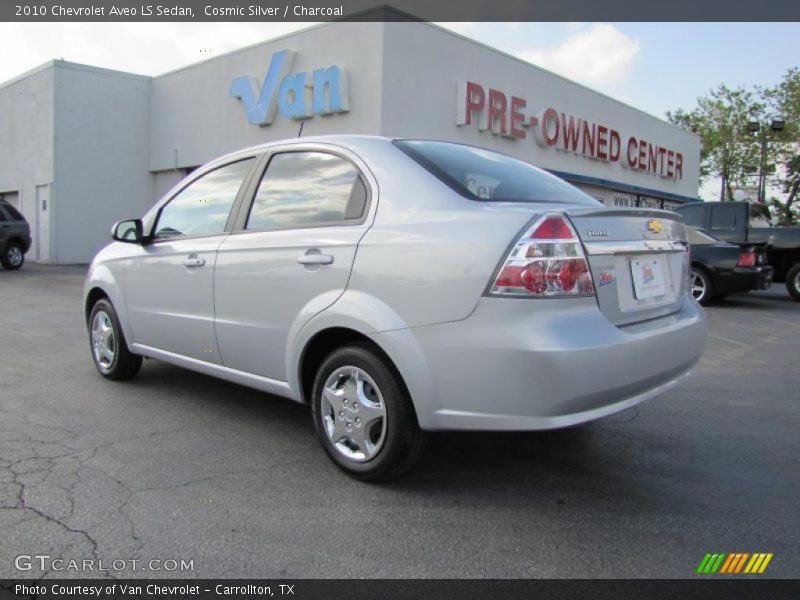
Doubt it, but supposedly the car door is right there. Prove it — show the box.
[214,146,373,381]
[123,157,257,363]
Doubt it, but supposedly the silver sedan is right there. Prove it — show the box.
[83,136,707,480]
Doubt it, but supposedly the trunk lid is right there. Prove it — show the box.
[566,208,689,326]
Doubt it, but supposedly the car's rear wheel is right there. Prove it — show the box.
[689,267,713,306]
[1,242,24,270]
[311,344,425,481]
[786,263,800,302]
[88,299,142,380]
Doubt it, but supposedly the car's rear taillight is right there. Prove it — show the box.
[737,252,757,267]
[489,214,595,297]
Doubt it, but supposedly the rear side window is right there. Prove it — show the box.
[1,201,24,221]
[678,205,706,228]
[710,204,737,230]
[749,204,772,228]
[246,152,364,231]
[394,140,601,206]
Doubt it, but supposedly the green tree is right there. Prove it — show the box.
[668,85,765,201]
[763,68,800,213]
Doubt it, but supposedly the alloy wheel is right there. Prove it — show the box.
[690,270,706,303]
[7,246,23,267]
[91,311,116,372]
[321,366,387,462]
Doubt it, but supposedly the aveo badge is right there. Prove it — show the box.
[230,49,350,126]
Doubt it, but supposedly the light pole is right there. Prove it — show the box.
[747,119,785,203]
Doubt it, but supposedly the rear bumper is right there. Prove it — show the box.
[371,296,707,431]
[715,266,773,295]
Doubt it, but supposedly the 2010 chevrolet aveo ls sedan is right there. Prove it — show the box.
[84,136,707,480]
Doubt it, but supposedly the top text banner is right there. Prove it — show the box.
[3,0,800,21]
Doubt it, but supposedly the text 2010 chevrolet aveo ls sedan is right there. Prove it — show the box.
[84,136,707,480]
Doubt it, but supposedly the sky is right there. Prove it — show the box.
[1,21,799,199]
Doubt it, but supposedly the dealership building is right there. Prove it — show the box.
[0,21,701,264]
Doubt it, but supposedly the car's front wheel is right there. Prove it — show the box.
[1,242,24,270]
[88,298,142,380]
[311,344,425,481]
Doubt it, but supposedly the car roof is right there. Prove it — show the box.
[213,135,396,166]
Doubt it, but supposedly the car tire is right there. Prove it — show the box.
[1,242,25,270]
[88,298,142,380]
[311,343,426,482]
[786,263,800,302]
[689,267,714,306]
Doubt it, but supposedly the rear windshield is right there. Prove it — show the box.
[394,139,601,206]
[0,200,24,221]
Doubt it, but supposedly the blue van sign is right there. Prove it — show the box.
[230,49,350,126]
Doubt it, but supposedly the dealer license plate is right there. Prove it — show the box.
[630,256,667,300]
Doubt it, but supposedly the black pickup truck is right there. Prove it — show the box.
[675,201,800,301]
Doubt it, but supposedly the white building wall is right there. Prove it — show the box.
[148,21,386,172]
[0,64,55,261]
[52,62,152,264]
[379,22,701,202]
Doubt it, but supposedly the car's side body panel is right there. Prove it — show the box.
[214,142,380,381]
[122,235,228,363]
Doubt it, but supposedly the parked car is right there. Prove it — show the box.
[83,136,707,480]
[687,227,773,305]
[0,198,31,270]
[675,201,800,301]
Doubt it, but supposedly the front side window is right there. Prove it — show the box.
[394,139,601,206]
[154,158,254,239]
[246,152,364,231]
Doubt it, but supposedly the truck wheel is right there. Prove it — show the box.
[786,263,800,302]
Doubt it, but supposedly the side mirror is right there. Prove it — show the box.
[111,219,144,244]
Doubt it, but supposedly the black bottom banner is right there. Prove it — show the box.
[1,579,799,600]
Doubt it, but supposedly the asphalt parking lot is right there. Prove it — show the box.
[1,264,798,579]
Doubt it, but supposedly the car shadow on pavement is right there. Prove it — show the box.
[122,361,666,515]
[708,292,798,310]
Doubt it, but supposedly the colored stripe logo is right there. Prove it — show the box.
[696,552,773,574]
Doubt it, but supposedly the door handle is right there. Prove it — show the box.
[297,251,334,266]
[182,256,206,268]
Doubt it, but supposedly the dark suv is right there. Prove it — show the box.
[0,198,32,270]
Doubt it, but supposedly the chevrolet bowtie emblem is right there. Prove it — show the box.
[647,219,663,234]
